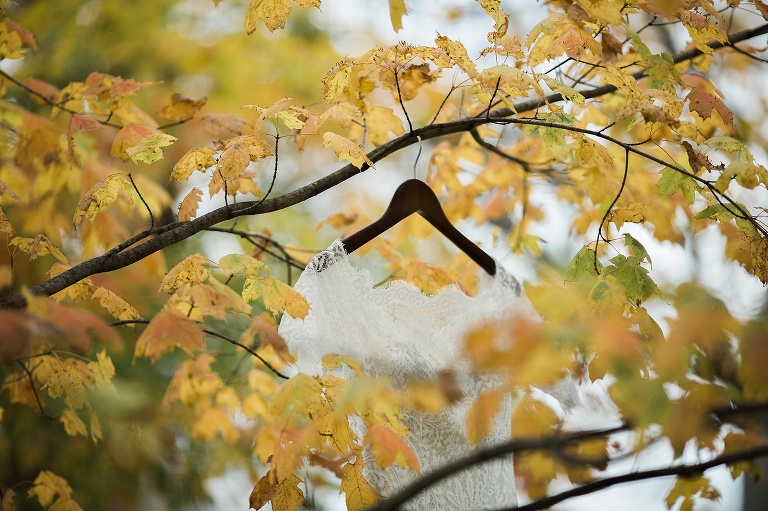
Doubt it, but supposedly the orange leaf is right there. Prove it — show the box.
[111,124,160,161]
[364,423,420,472]
[687,89,735,134]
[177,188,203,222]
[134,308,205,362]
[466,388,503,444]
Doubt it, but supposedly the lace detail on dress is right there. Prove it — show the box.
[279,239,536,510]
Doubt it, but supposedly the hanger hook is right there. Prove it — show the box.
[412,135,423,180]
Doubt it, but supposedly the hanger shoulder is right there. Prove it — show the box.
[342,179,496,275]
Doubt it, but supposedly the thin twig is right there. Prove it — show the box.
[128,173,154,232]
[594,148,630,273]
[110,319,289,379]
[16,360,54,420]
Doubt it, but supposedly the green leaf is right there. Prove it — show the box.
[604,255,657,305]
[564,246,601,283]
[657,167,695,204]
[694,204,736,223]
[623,233,651,265]
[125,133,177,164]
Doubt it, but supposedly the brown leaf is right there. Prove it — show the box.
[200,113,253,140]
[687,88,736,134]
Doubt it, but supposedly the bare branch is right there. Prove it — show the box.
[1,23,766,309]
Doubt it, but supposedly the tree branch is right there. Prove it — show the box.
[1,22,766,309]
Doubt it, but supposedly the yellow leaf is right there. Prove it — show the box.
[389,0,407,32]
[435,34,477,78]
[73,174,132,226]
[0,208,13,236]
[60,408,87,437]
[134,308,206,362]
[680,11,728,55]
[322,353,364,376]
[364,423,420,472]
[91,286,140,322]
[322,61,352,104]
[2,488,16,511]
[476,0,507,32]
[156,93,207,121]
[364,106,405,146]
[249,470,276,511]
[271,471,305,511]
[217,143,250,179]
[191,406,238,443]
[125,133,177,164]
[170,147,216,181]
[340,461,380,511]
[246,274,310,319]
[28,471,73,508]
[246,0,291,33]
[160,253,210,293]
[178,188,203,222]
[511,394,561,437]
[322,132,374,169]
[315,212,358,231]
[9,235,68,264]
[224,135,273,161]
[665,475,721,511]
[466,388,503,444]
[608,203,647,229]
[269,373,323,416]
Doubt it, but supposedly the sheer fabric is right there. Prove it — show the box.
[279,239,537,510]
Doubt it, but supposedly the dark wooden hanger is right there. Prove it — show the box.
[341,179,496,276]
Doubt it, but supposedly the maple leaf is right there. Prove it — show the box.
[111,124,160,161]
[687,89,736,134]
[191,406,238,443]
[73,174,133,226]
[0,19,37,60]
[477,0,507,32]
[170,147,217,182]
[91,286,141,322]
[364,423,420,472]
[340,460,380,511]
[315,212,358,231]
[322,353,364,376]
[389,0,408,31]
[60,408,88,437]
[680,11,728,55]
[216,143,250,179]
[156,93,207,121]
[0,206,13,236]
[178,188,203,222]
[466,388,504,444]
[224,135,273,161]
[125,133,177,164]
[271,471,305,511]
[249,470,277,510]
[665,475,721,511]
[435,34,477,78]
[160,253,210,293]
[200,113,253,139]
[10,235,68,264]
[322,132,374,169]
[246,0,291,33]
[134,308,206,362]
[28,471,73,508]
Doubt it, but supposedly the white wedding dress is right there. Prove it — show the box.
[278,239,538,510]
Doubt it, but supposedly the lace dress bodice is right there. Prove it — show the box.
[278,239,537,510]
